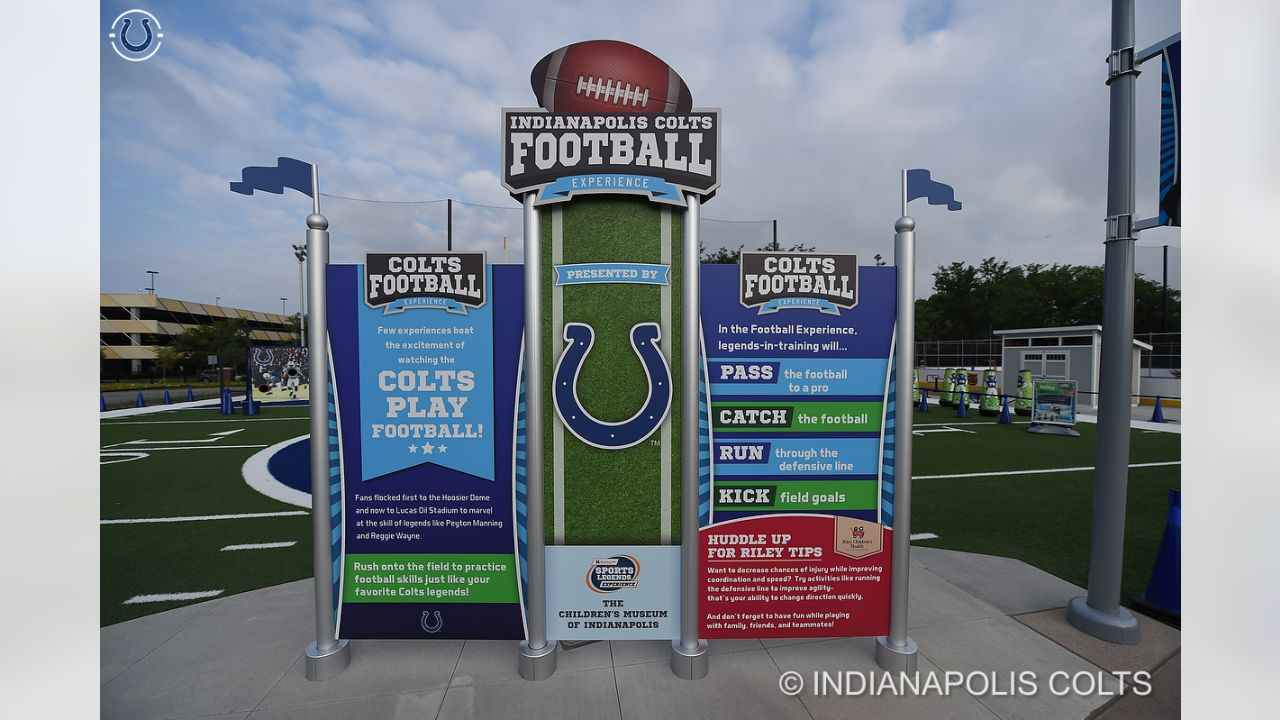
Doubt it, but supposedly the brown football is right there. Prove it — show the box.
[530,39,693,113]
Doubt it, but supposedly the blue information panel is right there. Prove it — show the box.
[328,259,527,639]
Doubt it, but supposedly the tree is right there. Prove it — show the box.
[153,345,183,384]
[700,240,817,264]
[171,319,250,391]
[915,257,1180,340]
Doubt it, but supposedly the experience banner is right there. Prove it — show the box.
[327,256,526,639]
[699,257,896,638]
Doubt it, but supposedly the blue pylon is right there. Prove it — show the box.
[1150,396,1166,423]
[1134,489,1180,619]
[100,392,107,412]
[955,392,967,418]
[186,385,195,402]
[163,387,172,405]
[220,389,235,415]
[918,389,929,412]
[136,390,146,408]
[998,395,1012,425]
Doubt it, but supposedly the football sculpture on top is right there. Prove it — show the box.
[530,39,694,113]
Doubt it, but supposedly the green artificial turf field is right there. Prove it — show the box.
[100,405,312,625]
[540,196,683,546]
[99,384,1180,627]
[907,411,1181,612]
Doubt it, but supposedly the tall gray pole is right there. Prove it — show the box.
[672,193,709,679]
[518,192,558,680]
[299,253,306,345]
[303,167,352,680]
[876,181,919,672]
[1067,0,1141,645]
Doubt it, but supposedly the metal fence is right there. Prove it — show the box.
[1136,331,1181,371]
[914,338,1001,369]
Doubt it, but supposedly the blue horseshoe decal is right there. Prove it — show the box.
[421,610,443,634]
[119,18,154,53]
[553,322,672,450]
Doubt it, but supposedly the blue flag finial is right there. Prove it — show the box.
[906,168,962,211]
[230,157,315,198]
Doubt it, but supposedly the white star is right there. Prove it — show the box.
[408,444,417,453]
[437,444,448,453]
[421,442,434,454]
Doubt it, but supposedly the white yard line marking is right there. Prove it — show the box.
[103,417,307,425]
[242,436,312,508]
[102,510,308,525]
[123,590,224,604]
[221,541,297,552]
[99,452,150,465]
[99,444,268,452]
[910,532,939,541]
[915,460,1180,481]
[107,427,247,447]
[912,426,976,435]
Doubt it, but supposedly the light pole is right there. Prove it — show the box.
[146,270,158,295]
[293,244,307,346]
[215,296,221,307]
[281,297,288,318]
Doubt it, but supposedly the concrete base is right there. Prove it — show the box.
[1028,424,1081,437]
[874,635,918,673]
[669,640,709,679]
[1066,596,1141,645]
[517,640,558,681]
[304,639,350,681]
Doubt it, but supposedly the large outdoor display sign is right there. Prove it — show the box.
[327,255,526,639]
[699,255,895,638]
[314,38,898,651]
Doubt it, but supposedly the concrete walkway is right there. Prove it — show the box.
[101,549,1179,719]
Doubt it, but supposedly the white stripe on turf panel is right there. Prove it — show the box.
[221,541,297,551]
[123,590,224,604]
[910,532,939,541]
[915,460,1180,480]
[102,510,308,525]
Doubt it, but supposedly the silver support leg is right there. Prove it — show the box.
[1067,0,1141,645]
[304,209,350,681]
[876,215,918,674]
[519,193,559,680]
[671,193,709,680]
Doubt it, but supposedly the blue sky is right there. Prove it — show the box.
[101,0,1179,313]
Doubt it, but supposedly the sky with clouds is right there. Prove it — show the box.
[101,0,1180,314]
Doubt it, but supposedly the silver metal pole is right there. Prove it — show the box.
[671,193,709,679]
[1067,0,1141,645]
[299,254,306,346]
[876,215,919,673]
[519,192,557,680]
[303,199,351,680]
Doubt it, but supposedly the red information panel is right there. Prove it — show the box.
[701,515,891,638]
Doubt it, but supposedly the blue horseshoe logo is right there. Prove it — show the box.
[421,610,443,634]
[553,322,671,450]
[119,17,154,53]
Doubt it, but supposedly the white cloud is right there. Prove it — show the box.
[101,0,1179,312]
